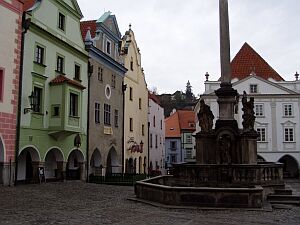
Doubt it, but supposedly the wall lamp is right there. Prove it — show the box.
[24,91,37,114]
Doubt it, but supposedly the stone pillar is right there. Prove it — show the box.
[57,161,66,181]
[195,132,216,164]
[79,162,86,181]
[240,132,258,164]
[1,162,15,186]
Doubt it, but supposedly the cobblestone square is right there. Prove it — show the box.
[0,181,299,225]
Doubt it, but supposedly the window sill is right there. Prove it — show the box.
[33,61,47,67]
[283,141,296,143]
[73,78,82,82]
[257,141,268,143]
[282,116,294,118]
[256,115,265,118]
[55,70,65,75]
[69,115,80,119]
[32,112,44,116]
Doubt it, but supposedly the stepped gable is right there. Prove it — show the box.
[177,110,196,131]
[80,20,96,40]
[231,42,284,81]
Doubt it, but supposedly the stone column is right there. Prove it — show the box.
[79,162,86,181]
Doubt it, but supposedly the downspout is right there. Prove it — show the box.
[86,61,93,182]
[14,13,30,186]
[147,121,150,176]
[122,82,127,174]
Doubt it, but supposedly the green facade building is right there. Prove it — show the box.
[17,0,88,182]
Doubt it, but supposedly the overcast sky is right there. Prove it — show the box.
[77,0,300,95]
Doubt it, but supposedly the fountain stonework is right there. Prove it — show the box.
[135,0,283,208]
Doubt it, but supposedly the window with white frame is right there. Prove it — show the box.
[104,103,111,125]
[255,104,264,116]
[250,84,258,93]
[257,128,266,142]
[284,128,294,142]
[283,104,293,117]
[95,102,100,123]
[186,134,192,143]
[106,40,111,55]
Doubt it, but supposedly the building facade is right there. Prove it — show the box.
[18,0,88,182]
[81,12,127,176]
[0,0,23,185]
[121,26,148,174]
[165,110,196,171]
[148,92,165,175]
[196,43,300,177]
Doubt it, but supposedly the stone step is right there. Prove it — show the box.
[274,189,293,195]
[267,194,300,202]
[269,200,300,206]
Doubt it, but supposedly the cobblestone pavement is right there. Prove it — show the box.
[0,180,300,225]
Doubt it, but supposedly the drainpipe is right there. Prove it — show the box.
[86,61,93,182]
[122,82,127,174]
[147,122,150,176]
[14,13,30,186]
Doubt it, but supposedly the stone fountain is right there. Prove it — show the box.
[134,0,283,208]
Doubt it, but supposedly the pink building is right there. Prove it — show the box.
[0,0,23,185]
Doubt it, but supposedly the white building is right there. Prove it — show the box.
[148,92,165,175]
[195,43,300,178]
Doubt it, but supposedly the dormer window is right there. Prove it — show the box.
[250,84,258,93]
[106,40,111,55]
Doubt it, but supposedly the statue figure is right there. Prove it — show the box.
[198,99,214,132]
[242,91,255,131]
[218,134,232,164]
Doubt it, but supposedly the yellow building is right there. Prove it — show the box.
[121,26,148,174]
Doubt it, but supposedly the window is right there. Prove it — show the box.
[98,67,103,82]
[74,64,81,80]
[284,128,294,142]
[130,58,133,71]
[95,102,100,123]
[186,134,192,143]
[111,74,116,88]
[171,155,177,163]
[106,40,111,55]
[160,120,162,130]
[150,133,153,148]
[283,104,293,116]
[129,87,133,100]
[170,141,177,150]
[56,55,64,73]
[250,84,258,93]
[139,98,142,109]
[155,135,158,148]
[129,118,133,131]
[33,86,42,113]
[142,124,145,136]
[114,109,118,127]
[104,103,111,125]
[58,13,65,31]
[52,105,60,117]
[0,69,3,102]
[35,45,44,64]
[255,104,264,116]
[153,116,156,127]
[186,148,192,159]
[69,93,78,117]
[257,128,266,142]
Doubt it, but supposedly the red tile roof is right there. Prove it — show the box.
[177,110,196,131]
[165,110,196,138]
[23,0,35,11]
[231,42,284,81]
[49,75,86,89]
[80,20,97,40]
[149,92,161,105]
[165,112,181,138]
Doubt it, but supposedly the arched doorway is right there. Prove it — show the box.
[106,147,119,174]
[127,158,133,174]
[257,155,266,163]
[0,137,4,184]
[133,158,137,174]
[44,148,64,180]
[90,148,102,176]
[17,147,40,182]
[66,149,84,180]
[278,155,299,178]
